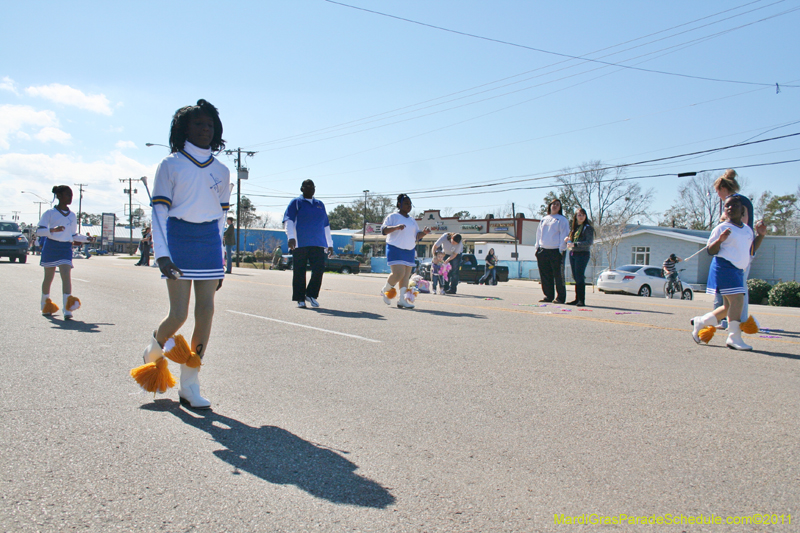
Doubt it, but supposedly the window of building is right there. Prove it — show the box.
[631,246,650,265]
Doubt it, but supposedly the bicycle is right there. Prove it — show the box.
[664,268,685,299]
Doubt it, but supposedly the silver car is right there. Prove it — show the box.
[597,264,693,299]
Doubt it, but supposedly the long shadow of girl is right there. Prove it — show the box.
[146,401,395,508]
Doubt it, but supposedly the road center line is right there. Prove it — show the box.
[227,310,381,343]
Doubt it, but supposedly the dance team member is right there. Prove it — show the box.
[381,194,431,308]
[283,179,333,308]
[131,99,230,409]
[36,185,89,319]
[691,195,766,351]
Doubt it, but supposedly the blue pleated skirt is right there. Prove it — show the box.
[166,218,224,280]
[706,257,746,295]
[387,244,416,267]
[40,239,73,268]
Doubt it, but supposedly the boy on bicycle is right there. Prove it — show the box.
[663,253,682,285]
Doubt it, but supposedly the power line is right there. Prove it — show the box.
[324,0,800,89]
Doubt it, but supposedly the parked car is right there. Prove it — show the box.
[597,264,693,299]
[418,254,509,284]
[88,248,110,255]
[0,222,29,263]
[277,254,360,274]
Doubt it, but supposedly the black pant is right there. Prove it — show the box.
[569,251,590,302]
[136,243,150,265]
[536,248,565,302]
[444,254,462,293]
[292,246,325,301]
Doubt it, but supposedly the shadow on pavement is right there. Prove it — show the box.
[141,400,395,508]
[309,308,387,321]
[579,305,670,315]
[410,309,487,319]
[45,316,112,332]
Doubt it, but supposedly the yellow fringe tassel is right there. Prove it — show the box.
[698,326,716,344]
[130,357,175,394]
[740,315,759,335]
[163,334,202,368]
[66,296,81,312]
[385,287,397,299]
[42,299,59,315]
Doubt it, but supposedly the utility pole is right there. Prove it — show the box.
[511,202,521,279]
[74,183,88,231]
[12,211,20,222]
[33,202,47,221]
[362,190,369,254]
[120,178,139,254]
[223,148,256,268]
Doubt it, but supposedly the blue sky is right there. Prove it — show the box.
[2,0,798,226]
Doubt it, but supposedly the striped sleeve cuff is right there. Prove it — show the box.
[152,196,172,207]
[220,202,230,210]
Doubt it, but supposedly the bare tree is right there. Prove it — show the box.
[660,172,718,230]
[554,160,653,268]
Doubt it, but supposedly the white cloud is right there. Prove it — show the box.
[0,104,59,149]
[115,140,137,149]
[35,127,71,144]
[25,83,113,115]
[1,76,19,95]
[0,151,157,222]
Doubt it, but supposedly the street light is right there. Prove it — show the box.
[21,191,51,221]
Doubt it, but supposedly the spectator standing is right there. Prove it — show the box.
[431,252,445,294]
[283,179,333,308]
[433,232,463,294]
[135,226,152,266]
[224,216,235,274]
[565,209,593,306]
[478,248,498,285]
[535,199,570,303]
[83,232,94,258]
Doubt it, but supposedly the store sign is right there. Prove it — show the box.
[364,223,382,234]
[101,213,115,245]
[430,225,448,231]
[461,224,482,231]
[491,226,510,232]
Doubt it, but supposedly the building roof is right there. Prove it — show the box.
[595,225,710,245]
[352,232,518,243]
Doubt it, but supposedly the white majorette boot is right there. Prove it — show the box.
[726,321,753,351]
[691,312,718,344]
[382,285,397,306]
[179,365,211,409]
[397,290,415,309]
[143,334,163,364]
[63,294,80,319]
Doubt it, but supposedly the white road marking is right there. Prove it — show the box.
[73,278,90,282]
[227,310,381,343]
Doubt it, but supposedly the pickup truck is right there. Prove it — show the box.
[419,254,509,284]
[277,254,360,274]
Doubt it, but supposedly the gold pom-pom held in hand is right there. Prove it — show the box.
[698,326,716,344]
[130,357,176,394]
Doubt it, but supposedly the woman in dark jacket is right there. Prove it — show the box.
[478,248,497,285]
[566,209,593,306]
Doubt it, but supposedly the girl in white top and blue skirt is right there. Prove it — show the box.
[130,99,231,409]
[381,194,430,309]
[691,195,766,351]
[36,185,89,319]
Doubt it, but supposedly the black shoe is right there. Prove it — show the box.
[575,301,585,307]
[554,300,566,305]
[539,298,553,303]
[566,299,579,305]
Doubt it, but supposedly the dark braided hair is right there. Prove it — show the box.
[52,185,72,201]
[396,193,411,208]
[168,99,226,153]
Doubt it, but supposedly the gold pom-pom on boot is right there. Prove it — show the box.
[41,294,59,316]
[63,295,80,319]
[740,315,759,335]
[691,312,718,345]
[130,357,176,394]
[382,286,397,305]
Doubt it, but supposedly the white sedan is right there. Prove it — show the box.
[597,264,693,299]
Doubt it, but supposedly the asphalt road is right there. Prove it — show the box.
[2,255,799,532]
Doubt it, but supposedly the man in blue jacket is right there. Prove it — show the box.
[283,180,333,308]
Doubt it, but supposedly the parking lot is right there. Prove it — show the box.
[2,255,799,532]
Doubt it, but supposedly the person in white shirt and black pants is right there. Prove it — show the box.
[535,198,570,304]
